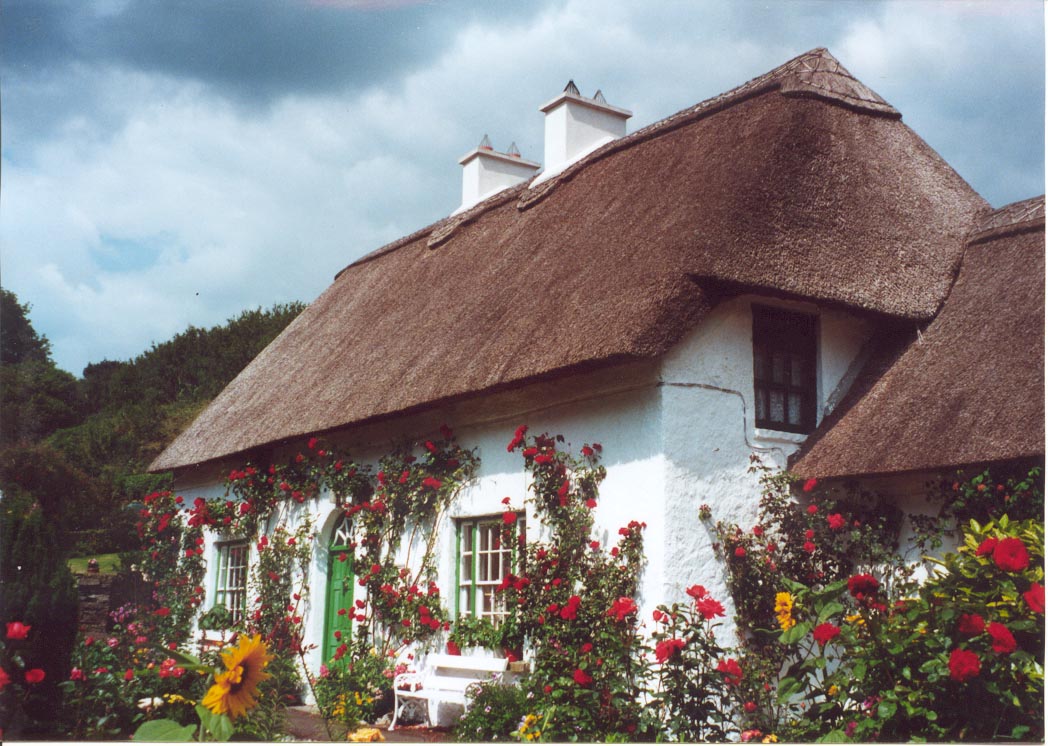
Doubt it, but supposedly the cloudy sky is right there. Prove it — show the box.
[2,0,1043,376]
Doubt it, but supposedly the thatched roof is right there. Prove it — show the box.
[792,196,1045,480]
[152,48,987,472]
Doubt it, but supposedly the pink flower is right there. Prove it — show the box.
[5,622,31,640]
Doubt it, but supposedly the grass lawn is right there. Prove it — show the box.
[68,552,122,574]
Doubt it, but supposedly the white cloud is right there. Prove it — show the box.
[0,0,1042,374]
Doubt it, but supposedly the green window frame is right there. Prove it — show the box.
[213,540,249,625]
[456,514,524,625]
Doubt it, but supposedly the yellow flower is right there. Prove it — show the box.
[762,735,779,743]
[827,685,839,696]
[774,592,796,631]
[163,693,196,706]
[348,726,384,742]
[201,633,273,720]
[845,613,865,626]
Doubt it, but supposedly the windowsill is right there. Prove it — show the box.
[753,428,808,445]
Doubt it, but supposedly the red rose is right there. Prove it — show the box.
[975,537,999,556]
[446,641,461,656]
[734,546,746,557]
[695,597,725,620]
[5,622,31,640]
[560,596,581,621]
[24,668,45,684]
[803,541,816,554]
[812,623,841,647]
[948,648,980,682]
[686,584,708,601]
[752,525,764,537]
[422,477,443,490]
[507,425,528,452]
[806,504,818,515]
[586,498,597,509]
[805,529,815,540]
[957,613,985,636]
[501,511,517,526]
[987,622,1017,654]
[0,667,10,691]
[744,701,757,713]
[847,574,879,600]
[802,478,818,492]
[1024,582,1045,614]
[543,684,552,694]
[716,658,743,686]
[573,668,593,686]
[581,445,593,457]
[827,513,846,530]
[993,538,1030,572]
[124,669,134,681]
[654,638,685,663]
[606,596,637,622]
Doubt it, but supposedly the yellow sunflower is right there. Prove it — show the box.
[202,634,273,720]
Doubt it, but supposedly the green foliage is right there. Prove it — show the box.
[449,615,503,650]
[452,681,530,742]
[0,489,80,738]
[314,641,394,731]
[0,288,52,365]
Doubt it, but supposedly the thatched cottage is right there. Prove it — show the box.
[150,48,1044,676]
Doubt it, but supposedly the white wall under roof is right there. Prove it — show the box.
[177,293,878,704]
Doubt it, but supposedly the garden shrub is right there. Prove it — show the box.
[453,680,530,742]
[0,488,80,738]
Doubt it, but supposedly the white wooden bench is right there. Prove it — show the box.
[389,653,508,730]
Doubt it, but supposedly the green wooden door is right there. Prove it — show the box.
[323,516,354,664]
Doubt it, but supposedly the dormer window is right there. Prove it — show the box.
[752,306,817,434]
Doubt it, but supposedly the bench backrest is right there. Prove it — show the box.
[421,654,508,692]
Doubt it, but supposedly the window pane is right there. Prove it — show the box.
[755,387,767,421]
[788,393,802,425]
[791,355,805,386]
[754,349,766,381]
[771,352,785,384]
[770,390,785,422]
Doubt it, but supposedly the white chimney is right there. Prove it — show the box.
[455,135,541,214]
[534,81,631,184]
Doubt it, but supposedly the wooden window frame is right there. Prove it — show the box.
[213,540,250,625]
[752,305,818,434]
[455,514,524,626]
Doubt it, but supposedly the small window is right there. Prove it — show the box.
[752,305,817,434]
[457,515,524,625]
[214,541,249,624]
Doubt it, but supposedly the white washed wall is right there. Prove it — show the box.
[174,294,877,674]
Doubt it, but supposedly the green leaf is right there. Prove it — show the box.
[780,621,812,645]
[817,601,844,624]
[878,701,898,720]
[132,719,196,742]
[777,676,804,704]
[1011,725,1030,739]
[817,730,848,743]
[197,705,234,742]
[853,660,867,680]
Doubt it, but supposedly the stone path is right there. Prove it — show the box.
[284,706,449,742]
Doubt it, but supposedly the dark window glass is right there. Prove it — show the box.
[752,306,817,433]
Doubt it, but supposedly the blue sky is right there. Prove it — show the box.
[2,0,1043,376]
